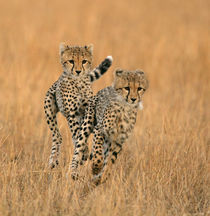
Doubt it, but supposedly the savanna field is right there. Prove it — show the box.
[0,0,209,215]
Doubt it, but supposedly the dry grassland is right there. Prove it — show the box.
[0,0,209,215]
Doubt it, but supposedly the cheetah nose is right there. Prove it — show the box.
[76,70,81,75]
[131,98,136,102]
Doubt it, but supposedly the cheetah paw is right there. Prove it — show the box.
[49,159,59,169]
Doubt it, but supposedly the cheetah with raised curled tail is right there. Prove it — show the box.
[75,69,148,184]
[44,43,113,175]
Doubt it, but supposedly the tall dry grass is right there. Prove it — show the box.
[0,0,209,215]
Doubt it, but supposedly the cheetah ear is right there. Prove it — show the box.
[136,70,149,89]
[59,42,69,56]
[115,68,124,77]
[135,69,145,75]
[85,44,93,54]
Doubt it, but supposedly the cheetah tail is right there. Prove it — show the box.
[89,56,113,82]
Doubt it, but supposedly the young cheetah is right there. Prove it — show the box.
[75,69,148,183]
[44,43,113,174]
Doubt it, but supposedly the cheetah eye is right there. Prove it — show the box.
[68,60,74,64]
[124,87,130,91]
[138,87,143,91]
[82,60,87,64]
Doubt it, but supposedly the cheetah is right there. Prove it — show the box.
[75,69,148,184]
[44,43,113,175]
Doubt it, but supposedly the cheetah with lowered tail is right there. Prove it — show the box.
[75,69,148,183]
[44,43,113,175]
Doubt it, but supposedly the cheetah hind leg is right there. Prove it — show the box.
[44,92,62,169]
[77,99,95,164]
[70,100,95,180]
[90,128,106,185]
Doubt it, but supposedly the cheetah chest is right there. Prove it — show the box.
[56,76,93,116]
[103,104,137,142]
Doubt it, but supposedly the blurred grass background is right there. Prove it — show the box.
[0,0,209,215]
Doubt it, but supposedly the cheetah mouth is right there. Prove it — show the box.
[126,99,138,106]
[130,100,138,105]
[71,73,82,78]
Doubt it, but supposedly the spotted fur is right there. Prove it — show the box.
[44,43,112,175]
[75,69,148,183]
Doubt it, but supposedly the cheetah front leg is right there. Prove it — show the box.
[100,140,123,182]
[44,90,62,169]
[99,112,126,183]
[65,108,82,179]
[101,128,131,183]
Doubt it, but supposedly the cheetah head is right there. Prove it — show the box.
[113,69,149,107]
[59,42,93,77]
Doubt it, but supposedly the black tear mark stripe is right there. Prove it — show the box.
[126,84,130,101]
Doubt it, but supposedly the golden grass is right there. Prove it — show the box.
[0,0,209,215]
